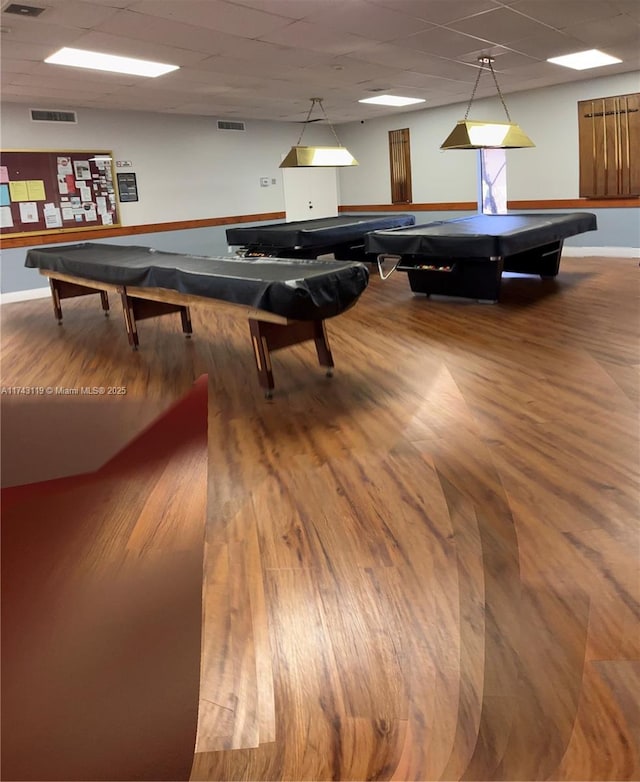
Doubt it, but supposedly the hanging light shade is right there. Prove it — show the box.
[280,98,358,168]
[280,145,357,167]
[441,57,535,150]
[441,120,535,149]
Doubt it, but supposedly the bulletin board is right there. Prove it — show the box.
[0,149,121,238]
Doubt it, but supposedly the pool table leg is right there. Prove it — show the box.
[503,241,563,278]
[313,320,334,376]
[100,290,110,316]
[49,279,63,323]
[48,278,110,323]
[248,318,335,397]
[117,291,192,349]
[249,319,275,397]
[119,291,140,350]
[180,307,193,338]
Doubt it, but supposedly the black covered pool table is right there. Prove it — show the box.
[25,243,369,396]
[365,212,597,301]
[226,213,415,260]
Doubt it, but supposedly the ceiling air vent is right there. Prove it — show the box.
[4,3,46,17]
[217,120,246,131]
[30,108,77,123]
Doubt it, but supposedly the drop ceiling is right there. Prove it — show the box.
[1,0,639,123]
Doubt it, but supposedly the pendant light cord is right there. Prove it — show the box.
[464,57,512,122]
[296,98,344,146]
[316,98,345,146]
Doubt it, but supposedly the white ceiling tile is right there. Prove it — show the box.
[0,58,42,75]
[449,7,556,44]
[507,30,592,60]
[369,0,500,25]
[112,85,198,102]
[403,27,496,57]
[607,45,640,66]
[93,10,233,55]
[409,57,484,81]
[303,0,434,41]
[0,17,85,48]
[390,70,472,91]
[259,20,374,54]
[72,0,134,7]
[564,14,640,48]
[128,0,295,37]
[494,60,573,80]
[345,42,434,70]
[512,0,622,30]
[610,0,640,21]
[35,1,122,28]
[224,0,338,19]
[348,43,477,80]
[297,56,404,86]
[164,102,226,115]
[202,37,328,66]
[194,55,297,80]
[1,83,113,101]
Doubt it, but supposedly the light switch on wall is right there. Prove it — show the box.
[260,177,269,187]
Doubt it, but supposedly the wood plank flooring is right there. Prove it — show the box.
[1,256,638,780]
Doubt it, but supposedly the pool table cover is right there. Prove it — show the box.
[25,243,370,322]
[364,213,597,258]
[226,214,415,249]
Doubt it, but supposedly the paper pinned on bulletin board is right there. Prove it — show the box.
[43,203,63,228]
[1,149,120,236]
[19,202,39,223]
[0,206,13,228]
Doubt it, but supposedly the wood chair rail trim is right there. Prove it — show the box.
[4,198,636,250]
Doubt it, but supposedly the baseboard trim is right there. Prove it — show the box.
[562,246,639,258]
[1,287,50,304]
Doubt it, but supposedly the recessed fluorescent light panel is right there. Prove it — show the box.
[547,49,622,70]
[45,47,179,77]
[358,95,425,107]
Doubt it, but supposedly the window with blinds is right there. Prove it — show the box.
[388,128,412,204]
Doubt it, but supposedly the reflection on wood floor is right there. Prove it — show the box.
[1,255,638,781]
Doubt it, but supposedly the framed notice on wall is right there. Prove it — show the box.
[0,149,121,238]
[117,172,138,202]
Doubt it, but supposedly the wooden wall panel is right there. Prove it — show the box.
[578,93,640,198]
[388,129,413,204]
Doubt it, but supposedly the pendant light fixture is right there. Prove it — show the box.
[441,56,535,150]
[280,97,358,168]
